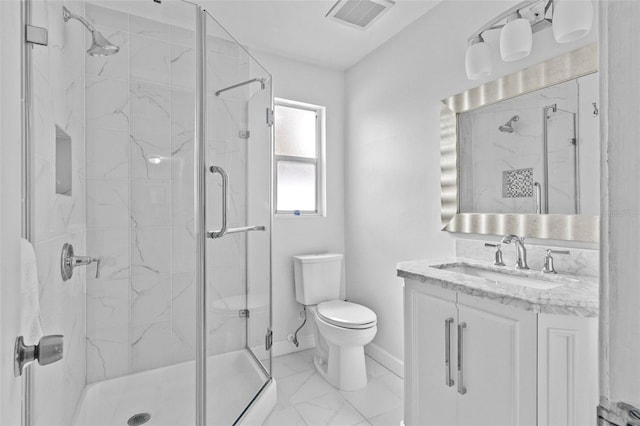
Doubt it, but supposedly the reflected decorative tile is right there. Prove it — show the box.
[130,321,172,372]
[131,273,171,324]
[130,34,170,86]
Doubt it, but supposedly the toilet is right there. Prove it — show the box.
[293,253,377,391]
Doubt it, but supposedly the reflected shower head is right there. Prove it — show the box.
[499,115,519,133]
[63,6,120,57]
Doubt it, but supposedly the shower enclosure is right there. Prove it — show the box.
[20,0,274,424]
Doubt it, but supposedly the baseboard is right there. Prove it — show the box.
[271,334,315,358]
[365,342,404,378]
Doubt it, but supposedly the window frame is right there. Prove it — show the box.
[273,98,325,216]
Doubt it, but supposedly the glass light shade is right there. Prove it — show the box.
[465,41,492,80]
[500,18,533,62]
[553,0,593,43]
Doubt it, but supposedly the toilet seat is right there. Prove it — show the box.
[317,300,377,330]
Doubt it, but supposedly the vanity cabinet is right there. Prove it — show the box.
[404,280,597,426]
[405,283,536,426]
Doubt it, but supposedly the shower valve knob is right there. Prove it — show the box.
[14,335,64,377]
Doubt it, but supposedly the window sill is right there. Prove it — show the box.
[274,213,325,219]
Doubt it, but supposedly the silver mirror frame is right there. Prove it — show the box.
[440,43,599,243]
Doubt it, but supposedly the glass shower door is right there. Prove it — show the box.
[203,10,273,425]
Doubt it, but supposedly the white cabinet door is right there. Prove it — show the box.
[405,282,458,426]
[457,294,537,426]
[537,313,598,426]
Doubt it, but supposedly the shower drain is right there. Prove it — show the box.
[127,413,151,426]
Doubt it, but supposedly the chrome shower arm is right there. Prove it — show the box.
[62,6,96,32]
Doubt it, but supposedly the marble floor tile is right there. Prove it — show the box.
[339,378,403,419]
[295,392,367,426]
[272,349,316,379]
[264,406,307,426]
[266,350,404,426]
[367,406,403,426]
[278,370,339,407]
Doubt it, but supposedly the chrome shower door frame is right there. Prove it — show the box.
[194,8,274,425]
[195,7,207,426]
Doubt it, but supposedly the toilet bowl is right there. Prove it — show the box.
[308,301,377,391]
[293,253,378,391]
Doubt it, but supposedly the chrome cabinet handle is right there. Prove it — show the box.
[457,322,467,395]
[208,166,228,239]
[445,317,454,387]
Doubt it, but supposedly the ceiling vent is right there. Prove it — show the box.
[326,0,395,30]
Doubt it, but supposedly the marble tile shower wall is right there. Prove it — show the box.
[31,1,87,425]
[84,4,251,383]
[83,4,198,382]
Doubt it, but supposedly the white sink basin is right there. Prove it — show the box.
[437,264,564,291]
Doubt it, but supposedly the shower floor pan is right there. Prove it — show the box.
[71,349,276,426]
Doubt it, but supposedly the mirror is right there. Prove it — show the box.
[441,44,599,242]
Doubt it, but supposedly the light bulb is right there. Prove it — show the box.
[553,0,593,43]
[500,16,533,62]
[465,38,492,80]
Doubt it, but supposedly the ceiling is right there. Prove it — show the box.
[201,0,442,70]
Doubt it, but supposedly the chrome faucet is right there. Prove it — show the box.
[501,235,529,270]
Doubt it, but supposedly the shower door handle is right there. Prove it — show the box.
[208,165,229,239]
[207,165,266,239]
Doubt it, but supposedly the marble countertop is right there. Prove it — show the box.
[397,257,598,317]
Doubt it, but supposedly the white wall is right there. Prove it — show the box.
[251,51,346,354]
[345,0,598,369]
[599,0,640,418]
[0,2,25,425]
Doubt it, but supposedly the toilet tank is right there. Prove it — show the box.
[293,253,343,305]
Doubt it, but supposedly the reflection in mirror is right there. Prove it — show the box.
[458,72,599,216]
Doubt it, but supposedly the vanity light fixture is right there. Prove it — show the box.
[500,12,533,62]
[465,0,593,80]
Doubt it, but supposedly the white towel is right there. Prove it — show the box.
[21,238,43,344]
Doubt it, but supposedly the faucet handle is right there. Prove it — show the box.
[542,249,570,274]
[547,249,570,256]
[484,243,505,266]
[94,258,101,279]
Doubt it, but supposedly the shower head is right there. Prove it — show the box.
[63,6,120,57]
[499,115,519,133]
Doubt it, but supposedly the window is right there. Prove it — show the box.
[274,99,324,215]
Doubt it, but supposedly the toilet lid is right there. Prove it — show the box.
[317,300,377,329]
